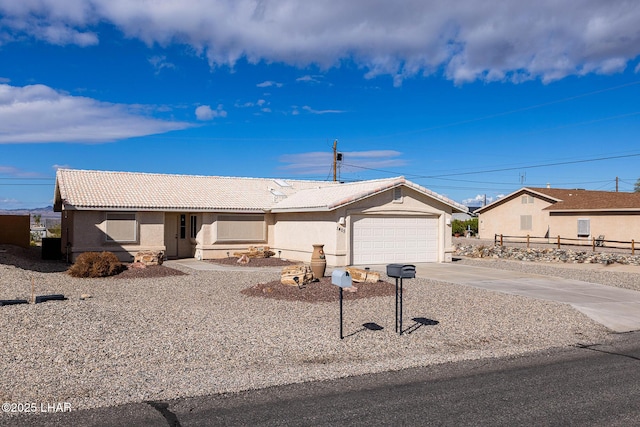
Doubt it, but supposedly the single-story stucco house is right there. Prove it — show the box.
[476,186,640,243]
[53,169,467,265]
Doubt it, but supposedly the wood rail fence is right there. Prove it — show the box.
[494,234,637,255]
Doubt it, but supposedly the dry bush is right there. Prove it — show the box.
[67,251,125,278]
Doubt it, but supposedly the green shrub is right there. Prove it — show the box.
[67,251,125,278]
[452,218,479,236]
[452,219,466,235]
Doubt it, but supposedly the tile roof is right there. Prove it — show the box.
[530,187,640,211]
[271,176,467,212]
[54,169,330,212]
[54,169,467,213]
[476,186,640,213]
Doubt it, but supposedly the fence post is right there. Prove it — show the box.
[494,234,497,246]
[592,237,596,252]
[526,234,530,248]
[633,240,635,256]
[500,234,503,247]
[557,235,560,249]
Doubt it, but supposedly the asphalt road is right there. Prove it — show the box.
[7,332,640,427]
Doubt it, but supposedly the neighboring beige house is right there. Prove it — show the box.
[54,169,467,265]
[476,187,640,243]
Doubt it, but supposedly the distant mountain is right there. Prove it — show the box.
[0,206,59,219]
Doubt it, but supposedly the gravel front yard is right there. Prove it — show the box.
[0,245,614,413]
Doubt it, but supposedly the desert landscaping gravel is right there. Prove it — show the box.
[0,244,629,415]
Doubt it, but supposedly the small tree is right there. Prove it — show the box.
[634,178,640,193]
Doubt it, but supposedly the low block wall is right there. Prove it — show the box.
[0,215,30,248]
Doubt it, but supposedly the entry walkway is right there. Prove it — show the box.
[362,262,640,333]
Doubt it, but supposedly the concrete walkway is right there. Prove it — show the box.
[169,259,640,333]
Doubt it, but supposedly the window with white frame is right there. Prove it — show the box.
[105,213,137,242]
[577,219,590,237]
[217,215,265,242]
[520,215,532,230]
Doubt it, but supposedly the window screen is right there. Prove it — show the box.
[577,219,590,237]
[520,215,532,230]
[105,213,137,242]
[393,187,402,202]
[217,215,265,241]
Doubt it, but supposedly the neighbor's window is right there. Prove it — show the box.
[105,213,137,242]
[520,215,532,230]
[217,215,265,241]
[190,215,197,239]
[521,195,534,204]
[577,219,590,237]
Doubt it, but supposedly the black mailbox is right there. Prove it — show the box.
[386,264,416,279]
[387,263,416,335]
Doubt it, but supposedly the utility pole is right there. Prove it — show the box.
[616,176,619,192]
[333,140,337,182]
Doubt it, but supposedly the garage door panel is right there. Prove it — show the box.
[352,216,438,264]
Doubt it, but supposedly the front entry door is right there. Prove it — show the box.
[164,213,193,259]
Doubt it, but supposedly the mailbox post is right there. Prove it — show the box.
[331,269,352,339]
[386,264,416,335]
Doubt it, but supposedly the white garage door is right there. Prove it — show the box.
[352,216,438,264]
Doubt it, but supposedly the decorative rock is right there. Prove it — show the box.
[237,254,250,264]
[345,267,380,283]
[80,294,92,300]
[234,246,276,259]
[134,250,164,266]
[280,265,314,286]
[454,244,640,266]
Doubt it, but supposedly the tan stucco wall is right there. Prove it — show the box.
[194,213,275,259]
[549,212,640,244]
[65,210,165,262]
[272,212,340,264]
[478,196,553,239]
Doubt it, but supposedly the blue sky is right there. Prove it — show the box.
[1,1,640,209]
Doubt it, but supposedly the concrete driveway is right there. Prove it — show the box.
[394,262,640,333]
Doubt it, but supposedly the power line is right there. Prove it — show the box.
[341,152,640,180]
[364,80,640,140]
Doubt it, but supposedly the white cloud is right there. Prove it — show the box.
[302,105,345,115]
[256,81,283,88]
[296,75,323,84]
[0,77,10,83]
[149,55,176,74]
[462,193,506,206]
[195,104,227,120]
[2,1,640,84]
[279,150,405,175]
[0,83,192,143]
